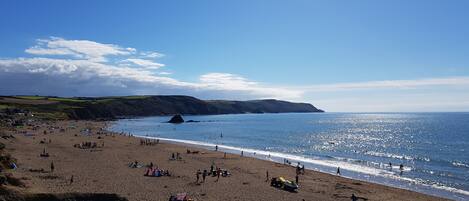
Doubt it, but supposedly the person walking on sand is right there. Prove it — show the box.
[351,193,358,201]
[202,170,207,183]
[337,167,341,175]
[50,161,54,173]
[196,169,201,183]
[217,168,221,181]
[70,175,74,185]
[266,170,269,182]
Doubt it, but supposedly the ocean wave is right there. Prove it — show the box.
[365,151,414,160]
[452,161,469,168]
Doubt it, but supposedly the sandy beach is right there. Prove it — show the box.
[0,120,449,201]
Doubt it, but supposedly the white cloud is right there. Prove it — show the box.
[140,51,164,58]
[301,77,469,92]
[198,73,302,100]
[25,37,135,62]
[0,37,299,101]
[123,58,165,69]
[158,72,172,75]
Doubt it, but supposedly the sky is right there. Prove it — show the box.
[1,0,469,112]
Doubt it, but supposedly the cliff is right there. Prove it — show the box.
[0,95,324,120]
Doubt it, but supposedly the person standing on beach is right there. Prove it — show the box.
[337,167,341,175]
[295,174,299,184]
[215,145,218,151]
[196,169,201,183]
[70,175,74,185]
[216,168,221,182]
[241,151,244,157]
[50,161,54,173]
[351,193,358,201]
[266,170,269,182]
[202,170,207,183]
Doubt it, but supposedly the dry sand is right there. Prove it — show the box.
[1,120,449,201]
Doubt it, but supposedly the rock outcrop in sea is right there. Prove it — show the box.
[168,114,184,123]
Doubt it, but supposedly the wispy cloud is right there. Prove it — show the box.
[25,37,135,62]
[122,58,165,69]
[301,77,469,92]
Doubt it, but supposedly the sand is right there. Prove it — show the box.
[1,120,449,201]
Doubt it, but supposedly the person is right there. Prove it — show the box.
[351,193,358,201]
[241,151,244,157]
[337,167,341,175]
[216,168,221,182]
[215,145,218,151]
[149,162,153,168]
[50,161,54,173]
[70,175,74,185]
[295,174,299,184]
[171,153,175,160]
[266,170,269,182]
[196,169,201,183]
[399,164,404,171]
[202,170,207,183]
[210,164,214,175]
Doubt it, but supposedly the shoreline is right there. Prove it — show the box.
[131,134,468,201]
[1,120,452,201]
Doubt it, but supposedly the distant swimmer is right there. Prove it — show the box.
[399,164,404,171]
[389,162,392,169]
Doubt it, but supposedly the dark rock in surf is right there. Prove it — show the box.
[168,114,184,123]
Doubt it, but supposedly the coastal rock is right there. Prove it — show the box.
[168,114,184,123]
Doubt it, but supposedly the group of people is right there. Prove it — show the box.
[140,138,159,146]
[170,152,182,160]
[144,163,171,177]
[195,164,231,183]
[74,141,99,149]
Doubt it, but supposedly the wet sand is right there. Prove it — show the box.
[1,120,449,201]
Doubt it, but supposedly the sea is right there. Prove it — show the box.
[109,112,469,200]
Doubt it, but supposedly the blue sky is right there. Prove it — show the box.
[1,0,469,112]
